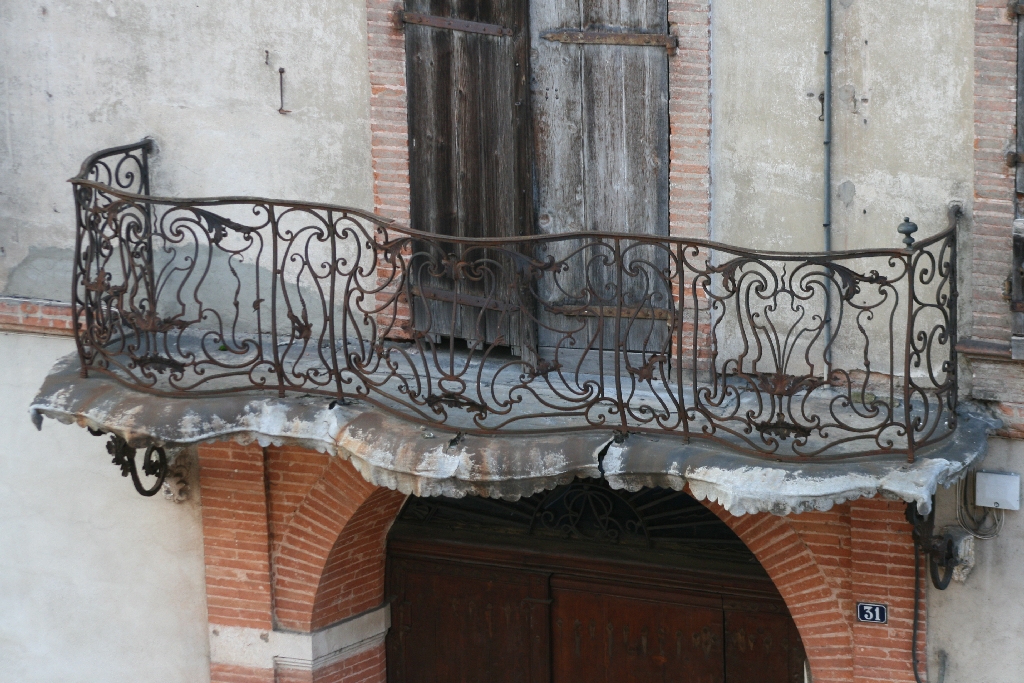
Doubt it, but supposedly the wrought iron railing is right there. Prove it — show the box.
[70,141,958,461]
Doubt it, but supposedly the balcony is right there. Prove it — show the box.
[31,140,995,511]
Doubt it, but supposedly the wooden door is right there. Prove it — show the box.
[530,0,672,364]
[387,556,550,683]
[404,0,534,353]
[386,484,808,683]
[723,601,806,683]
[551,578,725,683]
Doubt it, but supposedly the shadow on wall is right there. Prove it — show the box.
[4,247,76,302]
[3,244,364,341]
[151,248,364,340]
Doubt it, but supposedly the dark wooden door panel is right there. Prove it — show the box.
[551,581,725,683]
[405,0,534,352]
[386,502,805,683]
[531,0,671,361]
[724,607,805,683]
[387,557,550,683]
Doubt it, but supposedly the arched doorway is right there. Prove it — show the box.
[385,479,806,682]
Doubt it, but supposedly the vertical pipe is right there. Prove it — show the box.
[823,0,834,369]
[823,0,832,252]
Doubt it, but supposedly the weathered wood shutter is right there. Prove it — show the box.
[404,0,534,354]
[530,0,672,364]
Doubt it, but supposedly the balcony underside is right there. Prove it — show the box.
[32,348,998,515]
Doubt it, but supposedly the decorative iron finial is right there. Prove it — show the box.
[898,217,918,248]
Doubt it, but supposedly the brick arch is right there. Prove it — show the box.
[697,497,856,683]
[311,487,407,630]
[275,466,869,683]
[272,455,387,631]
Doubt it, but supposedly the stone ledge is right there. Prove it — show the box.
[209,604,390,672]
[31,350,1001,516]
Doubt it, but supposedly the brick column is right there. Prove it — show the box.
[197,442,276,683]
[667,0,712,242]
[366,0,410,222]
[197,444,402,683]
[849,500,922,683]
[970,0,1017,343]
[707,496,926,683]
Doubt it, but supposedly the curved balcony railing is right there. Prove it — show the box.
[70,141,958,461]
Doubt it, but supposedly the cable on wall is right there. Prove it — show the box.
[956,470,1003,540]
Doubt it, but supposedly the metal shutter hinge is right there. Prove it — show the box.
[399,11,512,37]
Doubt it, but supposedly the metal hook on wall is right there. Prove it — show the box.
[278,67,291,115]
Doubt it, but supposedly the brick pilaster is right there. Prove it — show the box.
[198,442,275,631]
[668,0,712,242]
[198,443,401,683]
[970,0,1017,342]
[314,644,387,683]
[849,500,921,683]
[366,0,410,222]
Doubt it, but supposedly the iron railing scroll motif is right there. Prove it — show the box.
[71,142,958,462]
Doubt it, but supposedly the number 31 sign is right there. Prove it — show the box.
[857,602,888,624]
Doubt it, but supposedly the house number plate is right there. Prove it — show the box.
[856,602,888,624]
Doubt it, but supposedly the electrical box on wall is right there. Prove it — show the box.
[975,472,1021,510]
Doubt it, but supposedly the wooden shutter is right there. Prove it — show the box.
[404,0,534,354]
[530,0,672,364]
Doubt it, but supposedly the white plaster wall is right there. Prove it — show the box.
[0,0,373,300]
[709,0,972,380]
[711,0,973,251]
[0,332,210,683]
[928,437,1024,683]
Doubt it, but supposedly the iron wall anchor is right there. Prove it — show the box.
[906,502,967,590]
[90,429,168,497]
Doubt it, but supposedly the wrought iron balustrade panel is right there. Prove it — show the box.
[69,142,958,460]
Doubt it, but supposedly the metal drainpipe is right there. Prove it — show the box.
[823,0,834,368]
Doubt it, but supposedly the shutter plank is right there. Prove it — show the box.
[531,0,587,353]
[582,39,670,354]
[533,0,671,366]
[405,0,534,353]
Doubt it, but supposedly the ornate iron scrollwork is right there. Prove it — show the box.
[69,142,959,461]
[93,430,168,497]
[398,478,753,563]
[532,481,647,543]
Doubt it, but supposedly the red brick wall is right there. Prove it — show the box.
[0,297,75,336]
[277,668,315,683]
[710,497,923,683]
[315,644,388,683]
[271,454,379,631]
[969,0,1017,344]
[198,442,274,630]
[849,501,923,683]
[312,488,407,630]
[198,442,403,683]
[963,0,1024,435]
[720,508,855,683]
[210,664,275,683]
[668,0,711,242]
[367,0,410,223]
[196,439,925,683]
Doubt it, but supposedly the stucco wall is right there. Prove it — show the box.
[927,436,1024,683]
[0,332,210,683]
[711,0,973,251]
[0,0,374,300]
